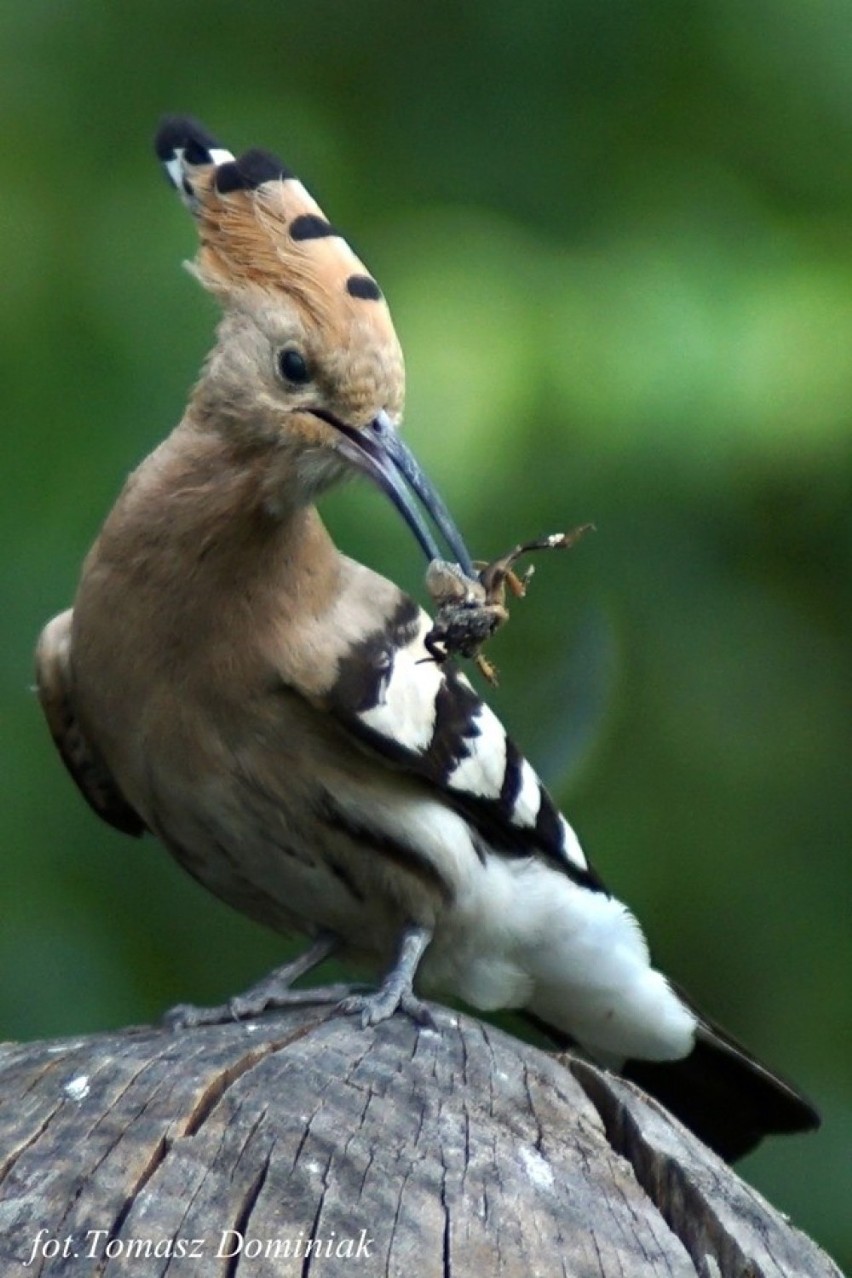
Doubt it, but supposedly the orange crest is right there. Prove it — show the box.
[155,116,402,387]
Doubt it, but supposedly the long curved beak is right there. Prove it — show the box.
[311,408,475,576]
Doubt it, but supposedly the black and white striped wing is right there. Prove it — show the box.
[324,596,605,894]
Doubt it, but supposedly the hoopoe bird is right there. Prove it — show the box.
[36,116,819,1162]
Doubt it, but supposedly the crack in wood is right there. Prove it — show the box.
[95,1135,171,1277]
[181,1037,291,1137]
[300,1154,332,1278]
[440,1163,453,1278]
[521,1062,545,1154]
[0,1108,60,1189]
[224,1149,271,1278]
[570,1060,705,1277]
[384,1162,413,1272]
[568,1057,841,1278]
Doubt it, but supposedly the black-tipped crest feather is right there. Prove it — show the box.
[155,115,223,163]
[215,148,293,193]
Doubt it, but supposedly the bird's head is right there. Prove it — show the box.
[155,116,473,573]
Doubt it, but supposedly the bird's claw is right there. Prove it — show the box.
[337,986,437,1030]
[161,982,364,1030]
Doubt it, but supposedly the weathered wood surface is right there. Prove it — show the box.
[0,1002,840,1277]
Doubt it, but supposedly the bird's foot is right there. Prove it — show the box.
[337,983,436,1030]
[336,922,436,1029]
[161,934,347,1029]
[163,982,362,1030]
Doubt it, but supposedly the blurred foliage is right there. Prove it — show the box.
[0,0,849,1266]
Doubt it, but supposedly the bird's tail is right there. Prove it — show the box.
[620,1015,820,1162]
[524,1004,820,1162]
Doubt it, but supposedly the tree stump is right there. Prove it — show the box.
[0,1002,840,1276]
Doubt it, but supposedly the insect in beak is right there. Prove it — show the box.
[310,408,475,576]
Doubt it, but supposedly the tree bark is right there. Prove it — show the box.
[0,1002,840,1277]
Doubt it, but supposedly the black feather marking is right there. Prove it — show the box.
[426,666,482,781]
[330,596,421,715]
[155,115,222,161]
[500,737,523,816]
[346,274,383,301]
[527,790,605,889]
[340,713,421,768]
[534,791,564,859]
[331,636,393,715]
[215,148,293,193]
[320,796,454,904]
[290,214,338,241]
[388,594,423,642]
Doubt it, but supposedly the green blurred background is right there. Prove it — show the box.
[1,1,849,1267]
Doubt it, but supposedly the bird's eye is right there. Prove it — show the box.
[277,348,311,385]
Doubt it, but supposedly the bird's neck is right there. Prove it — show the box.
[94,416,343,621]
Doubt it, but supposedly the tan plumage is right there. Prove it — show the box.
[35,117,819,1162]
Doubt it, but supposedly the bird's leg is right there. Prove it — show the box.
[337,923,436,1029]
[162,933,357,1029]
